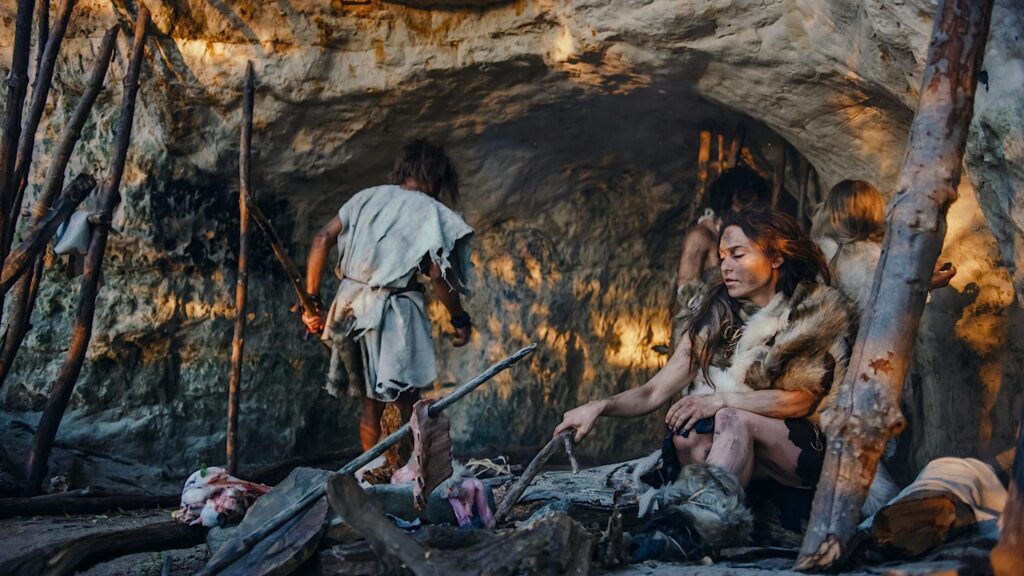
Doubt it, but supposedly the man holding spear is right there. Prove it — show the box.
[302,139,474,450]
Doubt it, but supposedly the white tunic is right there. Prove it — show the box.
[321,185,474,401]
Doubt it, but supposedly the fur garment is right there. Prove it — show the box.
[634,463,752,550]
[690,282,859,412]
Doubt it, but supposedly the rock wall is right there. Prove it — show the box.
[0,0,1022,478]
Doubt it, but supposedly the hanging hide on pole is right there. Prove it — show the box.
[23,7,150,495]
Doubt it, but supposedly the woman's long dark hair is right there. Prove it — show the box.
[389,138,460,204]
[686,208,832,387]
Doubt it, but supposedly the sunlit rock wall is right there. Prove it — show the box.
[0,0,1022,477]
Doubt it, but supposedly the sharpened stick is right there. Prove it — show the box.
[493,429,577,526]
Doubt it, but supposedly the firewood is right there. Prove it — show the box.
[0,490,178,519]
[797,0,995,569]
[870,490,975,558]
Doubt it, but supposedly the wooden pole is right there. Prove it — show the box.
[8,0,79,253]
[992,417,1024,575]
[727,123,745,168]
[715,133,725,177]
[197,344,536,576]
[0,0,37,267]
[34,0,49,84]
[23,7,149,495]
[685,130,711,226]
[796,0,994,570]
[770,144,786,210]
[227,62,255,476]
[0,26,119,392]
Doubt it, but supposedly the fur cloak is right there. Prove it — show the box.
[689,281,859,419]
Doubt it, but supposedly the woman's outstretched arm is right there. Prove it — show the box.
[554,337,696,443]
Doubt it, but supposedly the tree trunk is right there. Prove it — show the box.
[227,62,255,476]
[23,8,149,495]
[796,0,995,570]
[0,26,118,393]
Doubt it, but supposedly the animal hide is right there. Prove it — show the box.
[409,399,453,510]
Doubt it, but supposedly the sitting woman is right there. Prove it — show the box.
[813,179,956,311]
[554,208,858,551]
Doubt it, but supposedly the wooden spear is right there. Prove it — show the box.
[23,7,149,495]
[0,0,37,264]
[227,62,255,476]
[197,344,537,576]
[796,0,994,569]
[0,25,119,392]
[7,0,79,253]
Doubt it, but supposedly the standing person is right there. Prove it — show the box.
[813,179,956,311]
[302,139,474,451]
[673,167,769,346]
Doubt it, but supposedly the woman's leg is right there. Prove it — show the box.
[360,395,387,451]
[672,428,715,466]
[705,407,811,488]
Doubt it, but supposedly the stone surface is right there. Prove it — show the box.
[0,0,1021,481]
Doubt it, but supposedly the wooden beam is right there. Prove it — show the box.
[796,0,995,570]
[227,62,255,477]
[0,25,119,393]
[23,7,149,495]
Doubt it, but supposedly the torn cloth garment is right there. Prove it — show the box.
[322,185,474,401]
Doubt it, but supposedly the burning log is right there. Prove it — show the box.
[493,429,578,526]
[7,0,79,252]
[0,0,36,264]
[197,344,536,575]
[23,7,150,495]
[796,0,995,569]
[0,25,119,392]
[226,62,255,477]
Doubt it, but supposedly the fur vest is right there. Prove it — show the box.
[690,282,858,413]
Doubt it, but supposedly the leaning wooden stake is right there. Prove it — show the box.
[770,144,786,209]
[0,0,37,266]
[7,0,79,253]
[226,62,255,476]
[198,344,536,575]
[685,130,711,226]
[796,0,994,570]
[0,26,119,392]
[23,7,149,495]
[493,429,578,525]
